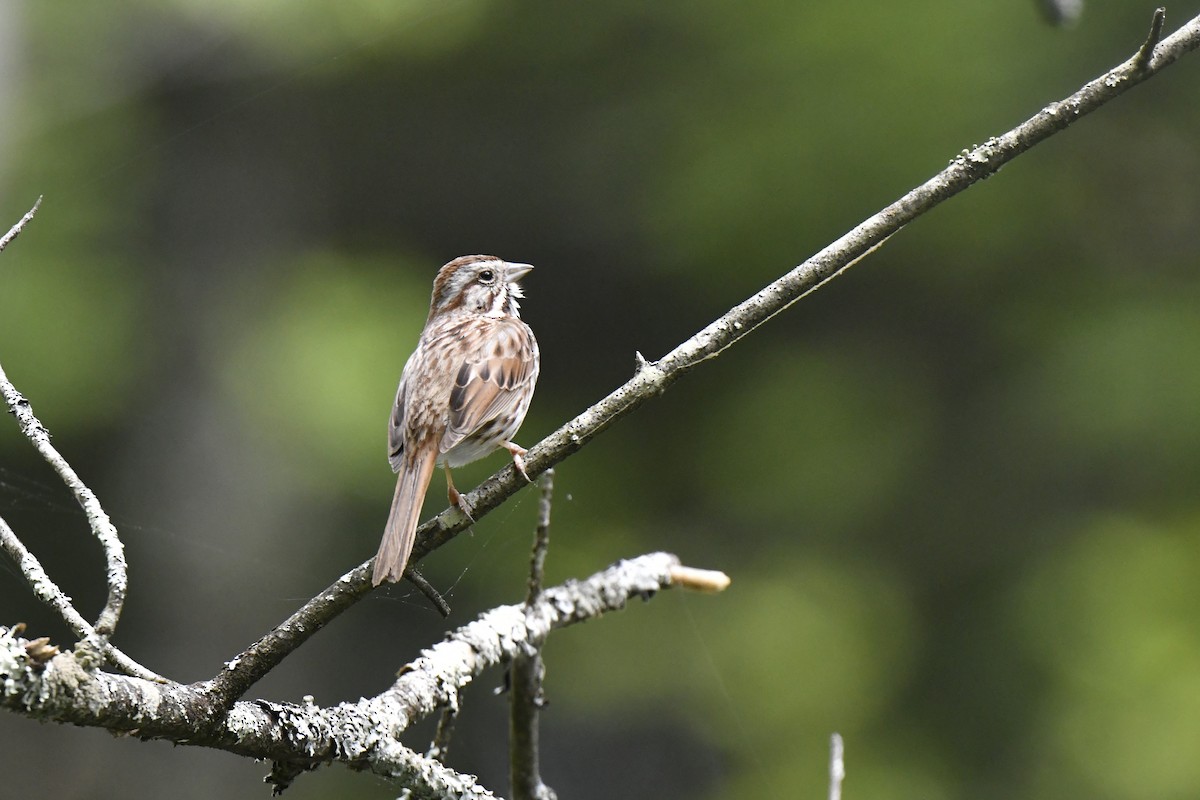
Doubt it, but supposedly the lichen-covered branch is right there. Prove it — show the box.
[1,552,722,796]
[374,552,694,731]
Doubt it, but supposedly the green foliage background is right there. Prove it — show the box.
[2,2,1199,798]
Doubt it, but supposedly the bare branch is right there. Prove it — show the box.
[202,561,371,706]
[411,6,1200,562]
[407,566,452,617]
[525,468,554,605]
[509,650,554,800]
[829,733,845,800]
[0,197,41,254]
[510,470,557,800]
[202,9,1200,703]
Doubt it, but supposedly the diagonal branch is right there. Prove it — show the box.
[419,7,1200,554]
[0,196,41,254]
[201,7,1200,705]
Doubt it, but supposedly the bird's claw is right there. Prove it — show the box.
[512,451,531,482]
[503,442,532,482]
[448,484,475,522]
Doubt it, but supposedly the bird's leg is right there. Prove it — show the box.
[500,441,531,482]
[445,464,475,521]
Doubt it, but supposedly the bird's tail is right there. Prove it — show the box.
[372,448,438,585]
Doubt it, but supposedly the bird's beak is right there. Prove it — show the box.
[505,262,534,282]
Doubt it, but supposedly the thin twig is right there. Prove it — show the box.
[0,197,41,254]
[829,733,845,800]
[426,696,460,763]
[406,567,452,617]
[0,364,130,641]
[1136,8,1168,69]
[509,650,554,800]
[511,469,557,800]
[526,469,554,605]
[206,9,1200,704]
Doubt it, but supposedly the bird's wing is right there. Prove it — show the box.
[440,318,537,453]
[387,350,418,473]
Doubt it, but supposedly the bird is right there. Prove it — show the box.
[372,255,540,585]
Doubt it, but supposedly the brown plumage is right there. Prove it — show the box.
[372,256,540,585]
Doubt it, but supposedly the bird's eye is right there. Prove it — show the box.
[478,269,496,283]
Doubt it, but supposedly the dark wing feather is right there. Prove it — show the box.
[387,364,411,473]
[440,318,537,453]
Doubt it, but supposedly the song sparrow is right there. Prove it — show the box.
[372,255,540,585]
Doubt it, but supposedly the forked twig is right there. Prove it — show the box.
[0,516,164,682]
[0,368,130,641]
